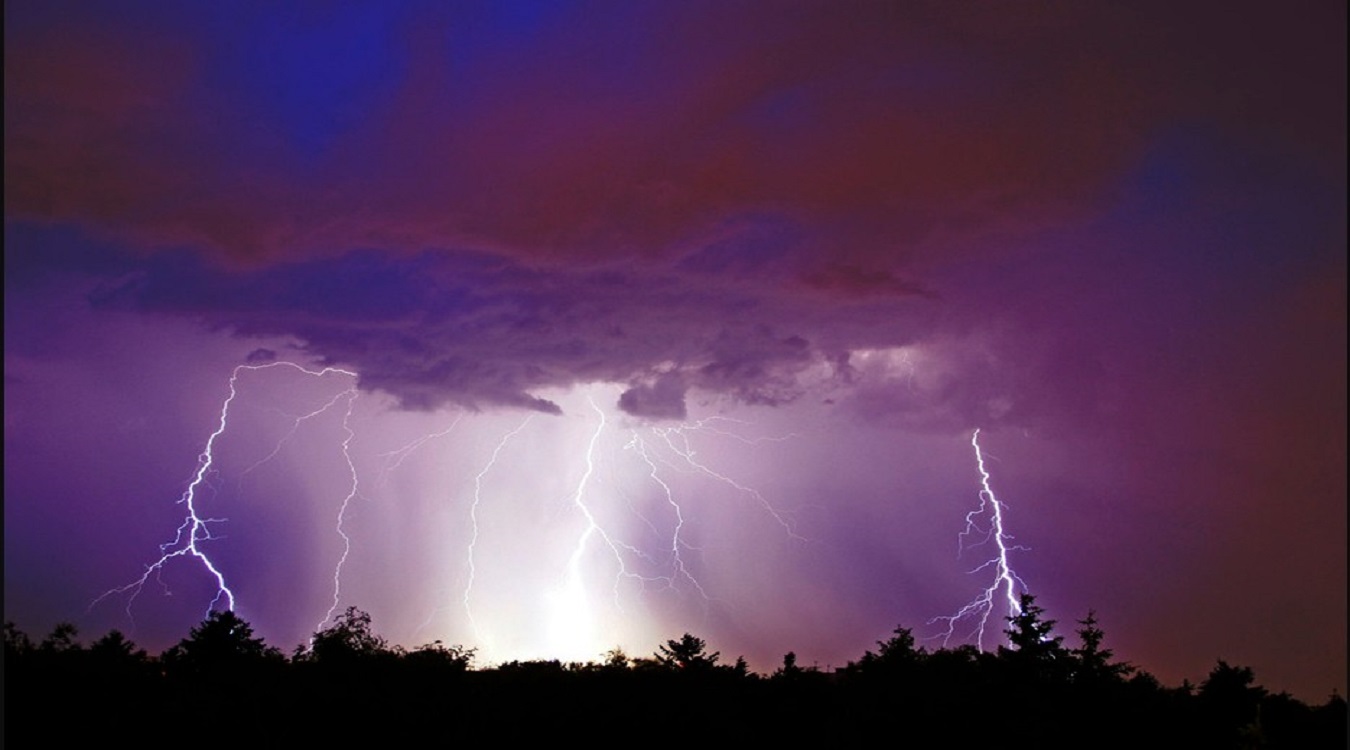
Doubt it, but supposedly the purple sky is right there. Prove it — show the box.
[5,1,1345,698]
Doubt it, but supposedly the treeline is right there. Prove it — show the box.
[4,595,1344,747]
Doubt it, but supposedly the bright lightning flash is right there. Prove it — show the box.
[92,372,803,663]
[317,387,363,630]
[930,428,1029,650]
[457,415,534,647]
[90,362,358,626]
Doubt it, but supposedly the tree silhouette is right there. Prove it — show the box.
[1003,594,1065,662]
[1199,660,1267,744]
[89,629,143,660]
[601,647,631,671]
[39,622,82,654]
[999,594,1071,698]
[656,633,720,671]
[0,608,1345,746]
[403,639,474,673]
[853,625,924,675]
[163,609,281,676]
[1071,610,1132,684]
[88,629,148,669]
[774,651,803,678]
[85,629,154,689]
[308,606,388,663]
[4,621,34,656]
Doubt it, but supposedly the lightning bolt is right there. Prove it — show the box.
[375,415,464,484]
[317,388,362,629]
[238,387,359,481]
[91,362,357,625]
[612,412,806,622]
[90,373,821,661]
[930,427,1029,650]
[624,433,711,610]
[455,415,534,645]
[547,397,627,656]
[673,415,802,446]
[651,420,805,541]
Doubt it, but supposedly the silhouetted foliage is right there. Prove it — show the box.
[162,609,283,677]
[1071,610,1133,684]
[1199,660,1268,746]
[656,632,720,671]
[3,598,1345,747]
[850,625,924,675]
[999,594,1072,703]
[4,620,34,656]
[1003,593,1065,660]
[87,629,151,679]
[403,639,474,673]
[774,650,803,678]
[600,646,631,671]
[89,629,145,661]
[40,622,82,653]
[732,655,751,676]
[307,606,388,664]
[496,658,567,676]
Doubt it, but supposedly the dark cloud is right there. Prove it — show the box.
[91,247,930,416]
[617,373,689,421]
[8,2,1339,268]
[799,264,933,298]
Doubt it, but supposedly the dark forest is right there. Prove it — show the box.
[4,594,1343,747]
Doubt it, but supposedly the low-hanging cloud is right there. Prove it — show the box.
[91,243,936,419]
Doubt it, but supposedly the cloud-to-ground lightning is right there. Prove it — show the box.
[546,399,609,655]
[90,362,358,626]
[440,396,751,659]
[454,414,534,644]
[548,396,671,658]
[547,395,799,659]
[317,388,363,630]
[93,368,1026,666]
[930,428,1029,650]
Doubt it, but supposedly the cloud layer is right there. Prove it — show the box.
[8,2,1341,266]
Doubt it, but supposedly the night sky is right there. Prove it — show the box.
[5,1,1345,699]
